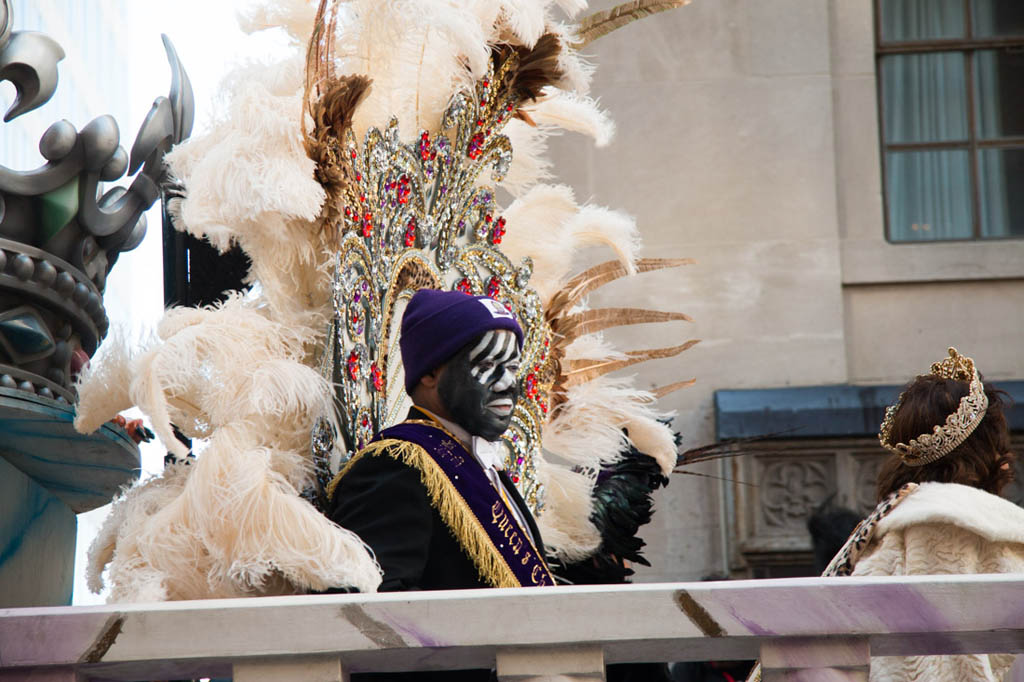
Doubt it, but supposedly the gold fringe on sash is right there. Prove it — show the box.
[327,439,522,588]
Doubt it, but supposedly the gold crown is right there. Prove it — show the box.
[878,347,988,467]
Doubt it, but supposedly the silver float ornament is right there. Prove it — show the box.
[0,0,193,402]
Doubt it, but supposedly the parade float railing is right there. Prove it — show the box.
[3,574,1024,681]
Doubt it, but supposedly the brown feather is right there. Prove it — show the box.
[548,257,694,319]
[303,0,341,129]
[304,75,373,240]
[494,32,565,104]
[563,340,699,386]
[552,308,693,342]
[573,0,692,49]
[650,378,698,399]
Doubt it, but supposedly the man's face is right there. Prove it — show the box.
[438,329,521,441]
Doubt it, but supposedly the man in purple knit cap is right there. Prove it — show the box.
[327,289,553,680]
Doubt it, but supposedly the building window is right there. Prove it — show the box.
[876,0,1024,242]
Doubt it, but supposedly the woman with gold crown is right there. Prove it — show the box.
[747,347,1024,682]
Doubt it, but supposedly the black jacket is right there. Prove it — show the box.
[327,408,545,681]
[328,407,546,592]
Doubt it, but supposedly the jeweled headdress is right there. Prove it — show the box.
[303,11,693,513]
[878,347,989,467]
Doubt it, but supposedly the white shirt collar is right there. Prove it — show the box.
[429,412,506,472]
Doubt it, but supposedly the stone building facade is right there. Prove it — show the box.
[548,0,1024,581]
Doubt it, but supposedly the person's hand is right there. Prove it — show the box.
[110,414,155,444]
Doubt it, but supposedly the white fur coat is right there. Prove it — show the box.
[852,482,1024,682]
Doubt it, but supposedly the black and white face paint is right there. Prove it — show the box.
[438,329,521,441]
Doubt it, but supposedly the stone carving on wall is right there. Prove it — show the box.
[731,439,888,575]
[0,0,193,401]
[759,458,831,531]
[728,429,1022,577]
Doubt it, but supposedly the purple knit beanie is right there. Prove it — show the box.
[401,289,523,394]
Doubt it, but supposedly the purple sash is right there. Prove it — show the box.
[373,421,554,588]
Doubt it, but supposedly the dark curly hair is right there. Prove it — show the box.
[876,373,1015,502]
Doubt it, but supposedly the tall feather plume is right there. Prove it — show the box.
[302,1,373,240]
[573,0,692,48]
[303,74,373,239]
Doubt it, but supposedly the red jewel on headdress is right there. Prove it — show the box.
[487,276,501,298]
[525,373,537,398]
[370,363,384,392]
[396,175,411,204]
[419,132,432,161]
[491,216,507,244]
[467,132,485,159]
[511,473,520,483]
[350,149,357,159]
[404,217,417,247]
[360,415,370,428]
[456,278,473,294]
[347,351,360,381]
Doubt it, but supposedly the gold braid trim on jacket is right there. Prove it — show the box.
[327,439,522,588]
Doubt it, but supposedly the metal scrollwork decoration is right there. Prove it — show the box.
[0,0,193,402]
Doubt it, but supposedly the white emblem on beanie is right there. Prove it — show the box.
[478,297,513,319]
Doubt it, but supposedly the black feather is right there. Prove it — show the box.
[553,432,671,585]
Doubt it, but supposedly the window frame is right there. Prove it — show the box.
[874,0,1024,242]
